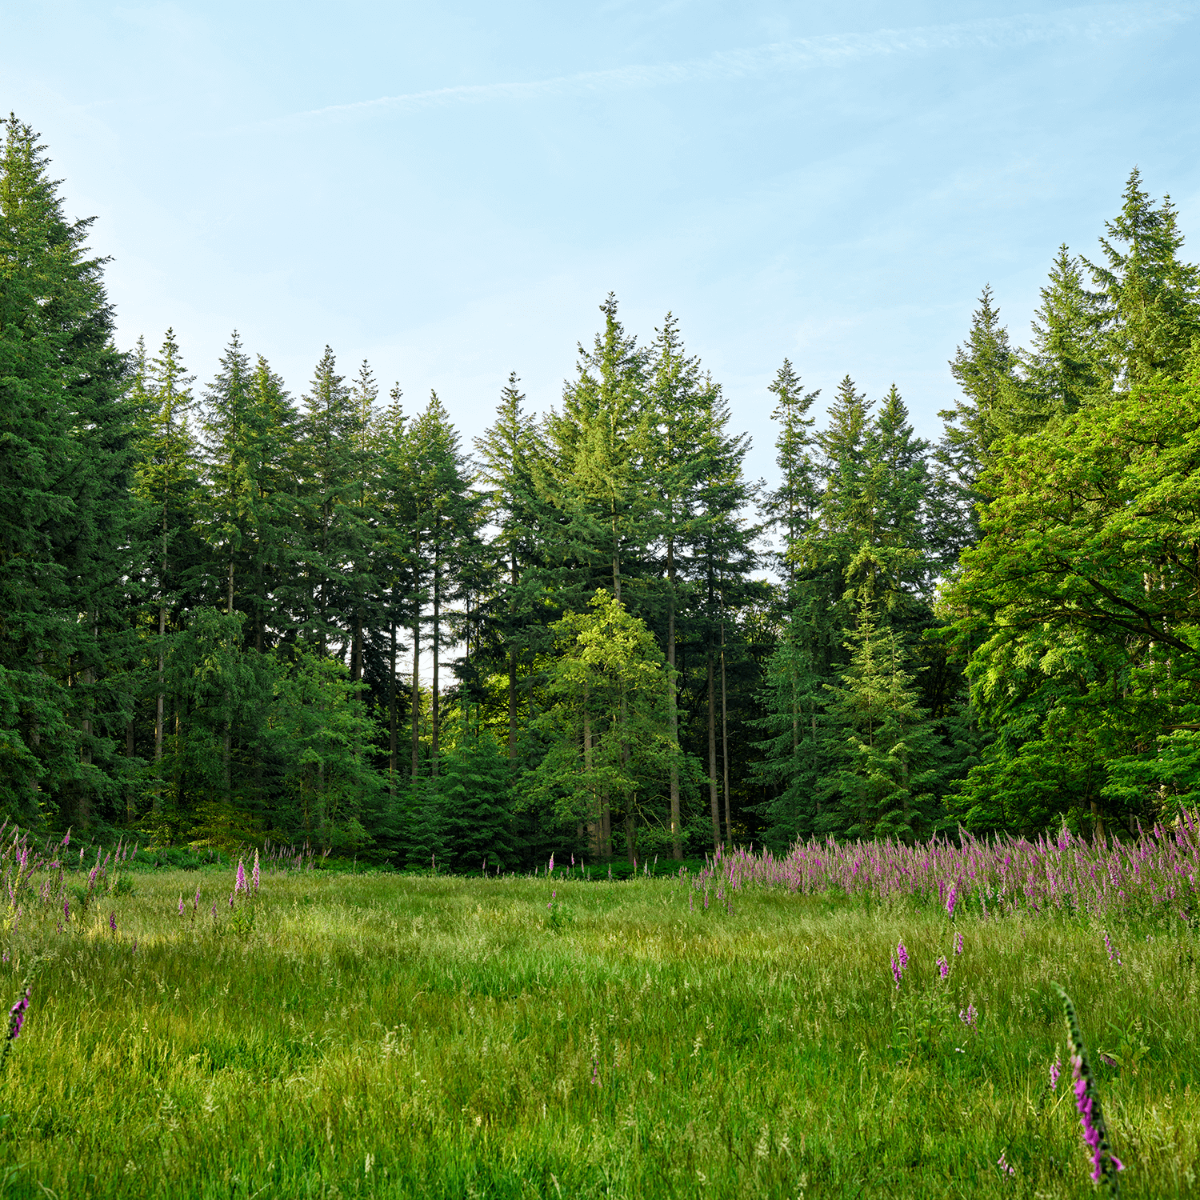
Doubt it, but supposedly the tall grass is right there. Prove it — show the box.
[0,838,1197,1196]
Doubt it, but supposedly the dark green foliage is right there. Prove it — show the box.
[7,121,1199,855]
[434,729,520,871]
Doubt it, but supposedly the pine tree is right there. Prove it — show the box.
[134,329,204,789]
[474,373,549,762]
[1083,168,1200,388]
[644,315,708,858]
[541,294,652,609]
[932,288,1021,562]
[1022,246,1104,421]
[689,380,759,851]
[404,392,483,777]
[761,359,821,589]
[0,116,139,825]
[819,602,943,841]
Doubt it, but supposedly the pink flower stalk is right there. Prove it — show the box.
[937,955,949,979]
[1072,1058,1124,1181]
[194,887,200,912]
[62,898,69,923]
[891,954,903,989]
[896,941,909,971]
[996,1151,1014,1177]
[6,987,30,1042]
[959,1004,978,1031]
[946,884,958,918]
[108,911,116,933]
[549,854,555,874]
[235,858,247,895]
[1103,931,1121,966]
[178,896,185,916]
[252,849,260,894]
[1050,1055,1062,1091]
[954,931,964,956]
[591,1058,600,1086]
[61,830,70,850]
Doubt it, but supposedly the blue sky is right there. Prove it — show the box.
[7,1,1200,483]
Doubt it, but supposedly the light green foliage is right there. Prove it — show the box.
[529,592,682,841]
[1,872,1197,1197]
[944,372,1200,831]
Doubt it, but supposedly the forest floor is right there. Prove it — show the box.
[0,868,1196,1198]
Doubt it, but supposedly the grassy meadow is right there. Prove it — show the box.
[0,864,1198,1198]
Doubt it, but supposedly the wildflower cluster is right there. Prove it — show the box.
[701,813,1200,924]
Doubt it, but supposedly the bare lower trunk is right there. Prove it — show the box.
[667,546,681,860]
[431,562,440,776]
[584,706,597,856]
[508,650,518,760]
[721,624,731,847]
[155,604,166,768]
[707,651,720,852]
[411,614,421,780]
[389,623,398,799]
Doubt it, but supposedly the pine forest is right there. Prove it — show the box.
[5,115,1200,867]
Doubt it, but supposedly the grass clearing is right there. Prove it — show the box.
[1,868,1198,1198]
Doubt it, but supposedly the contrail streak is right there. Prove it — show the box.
[275,3,1194,125]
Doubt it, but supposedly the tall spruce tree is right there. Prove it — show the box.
[0,116,138,824]
[1084,168,1200,389]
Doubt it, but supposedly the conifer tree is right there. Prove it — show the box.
[0,116,138,824]
[761,359,821,588]
[932,290,1022,563]
[474,373,549,761]
[819,601,942,840]
[1022,246,1104,422]
[1083,168,1200,388]
[644,315,708,858]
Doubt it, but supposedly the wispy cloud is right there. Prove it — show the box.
[277,3,1194,125]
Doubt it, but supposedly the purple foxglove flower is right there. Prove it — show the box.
[897,941,909,971]
[178,897,185,916]
[6,987,31,1042]
[959,1004,978,1030]
[235,859,247,895]
[63,898,69,922]
[1050,1055,1061,1091]
[996,1151,1014,1176]
[946,884,957,918]
[549,854,554,874]
[61,830,70,850]
[937,956,949,979]
[1103,931,1121,966]
[252,849,260,894]
[109,911,116,933]
[954,931,964,956]
[891,955,902,989]
[194,887,200,912]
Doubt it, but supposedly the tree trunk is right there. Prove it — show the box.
[584,705,597,856]
[410,610,421,780]
[667,541,681,860]
[707,651,720,852]
[508,547,518,760]
[431,555,440,777]
[721,622,731,848]
[155,603,166,782]
[389,622,398,798]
